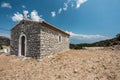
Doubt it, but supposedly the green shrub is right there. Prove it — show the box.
[116,34,120,41]
[0,45,3,49]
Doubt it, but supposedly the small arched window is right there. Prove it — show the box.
[58,35,62,42]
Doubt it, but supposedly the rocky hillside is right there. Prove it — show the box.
[70,33,120,49]
[92,35,120,47]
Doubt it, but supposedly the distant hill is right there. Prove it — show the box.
[92,38,119,47]
[0,36,10,49]
[92,34,120,47]
[70,33,120,49]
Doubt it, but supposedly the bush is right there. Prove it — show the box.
[70,44,84,49]
[116,34,120,41]
[70,44,76,49]
[0,45,3,49]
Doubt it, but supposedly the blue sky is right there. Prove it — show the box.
[0,0,120,43]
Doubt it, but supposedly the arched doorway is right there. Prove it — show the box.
[21,36,25,56]
[19,33,27,57]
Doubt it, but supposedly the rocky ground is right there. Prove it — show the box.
[0,48,120,80]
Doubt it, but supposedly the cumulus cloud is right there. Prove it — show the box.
[1,2,12,9]
[23,10,29,19]
[76,0,87,8]
[66,31,110,42]
[51,11,56,17]
[12,12,23,22]
[31,10,42,21]
[12,10,44,22]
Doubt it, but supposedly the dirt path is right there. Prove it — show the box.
[0,49,120,80]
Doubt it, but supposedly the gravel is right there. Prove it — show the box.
[0,49,120,80]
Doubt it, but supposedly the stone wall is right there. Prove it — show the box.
[10,20,41,58]
[40,25,69,58]
[11,20,69,59]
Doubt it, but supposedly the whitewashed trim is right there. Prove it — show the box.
[18,32,27,57]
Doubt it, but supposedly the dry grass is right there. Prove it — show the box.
[0,49,120,80]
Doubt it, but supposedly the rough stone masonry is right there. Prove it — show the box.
[10,19,70,59]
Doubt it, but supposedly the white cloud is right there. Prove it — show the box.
[1,2,12,9]
[12,10,44,22]
[31,10,42,21]
[63,3,68,11]
[76,0,87,8]
[22,5,26,8]
[54,0,88,17]
[50,0,87,17]
[23,10,29,19]
[58,8,62,14]
[51,11,56,17]
[12,12,23,21]
[66,31,109,40]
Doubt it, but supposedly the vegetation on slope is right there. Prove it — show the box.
[70,33,120,49]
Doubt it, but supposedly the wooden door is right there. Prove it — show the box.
[21,36,25,56]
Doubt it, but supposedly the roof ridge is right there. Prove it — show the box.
[11,19,70,36]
